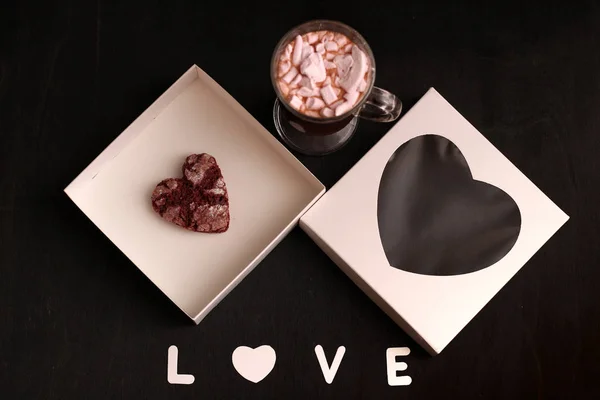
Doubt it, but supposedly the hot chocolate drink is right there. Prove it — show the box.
[275,30,371,119]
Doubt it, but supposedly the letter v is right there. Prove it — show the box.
[314,345,346,384]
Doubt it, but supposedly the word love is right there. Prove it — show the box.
[167,345,411,386]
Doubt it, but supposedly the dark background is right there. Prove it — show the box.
[1,1,598,399]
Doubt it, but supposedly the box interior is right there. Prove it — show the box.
[66,66,324,322]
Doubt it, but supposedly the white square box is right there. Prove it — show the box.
[300,88,568,355]
[65,65,325,324]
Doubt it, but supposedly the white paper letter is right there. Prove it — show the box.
[386,347,412,386]
[315,345,346,384]
[167,345,195,385]
[232,345,277,383]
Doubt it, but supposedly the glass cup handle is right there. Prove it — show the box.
[355,86,403,122]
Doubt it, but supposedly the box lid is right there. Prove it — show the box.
[300,88,568,355]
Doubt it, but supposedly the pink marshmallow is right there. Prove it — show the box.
[281,66,298,84]
[301,43,314,62]
[289,95,303,110]
[358,78,368,92]
[325,42,339,52]
[292,35,304,66]
[344,90,360,106]
[339,46,368,93]
[306,97,325,110]
[334,101,353,116]
[335,34,349,47]
[307,32,319,44]
[330,99,345,109]
[322,32,335,43]
[300,53,327,83]
[334,54,354,77]
[300,76,315,90]
[320,84,339,105]
[278,60,291,77]
[297,87,314,97]
[321,107,334,118]
[290,73,302,87]
[279,82,289,96]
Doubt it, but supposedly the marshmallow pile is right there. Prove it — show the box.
[276,30,370,118]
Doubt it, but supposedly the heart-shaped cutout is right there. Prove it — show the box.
[232,345,276,383]
[377,134,521,276]
[151,153,230,233]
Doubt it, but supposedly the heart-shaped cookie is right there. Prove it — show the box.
[151,153,230,233]
[377,134,521,276]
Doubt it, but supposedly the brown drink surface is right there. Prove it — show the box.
[275,30,371,119]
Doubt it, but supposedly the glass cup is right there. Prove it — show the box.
[271,20,402,156]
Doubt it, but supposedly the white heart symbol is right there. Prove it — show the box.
[231,345,276,383]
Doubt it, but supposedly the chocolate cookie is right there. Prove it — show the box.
[151,154,230,233]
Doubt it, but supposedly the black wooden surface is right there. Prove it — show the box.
[1,1,598,399]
